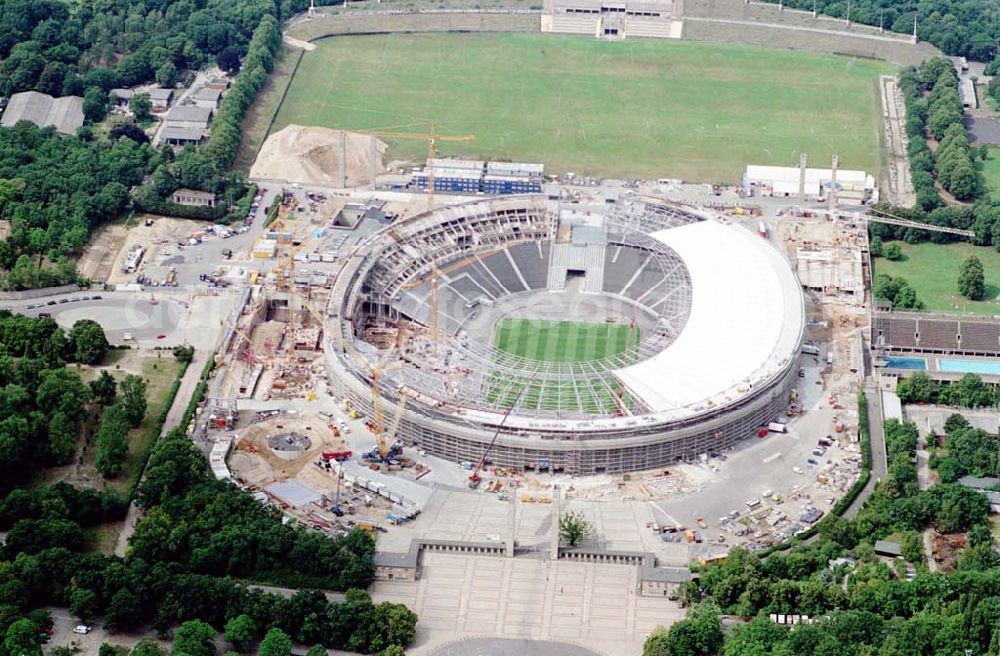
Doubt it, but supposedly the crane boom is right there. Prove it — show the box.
[362,122,475,207]
[469,371,539,488]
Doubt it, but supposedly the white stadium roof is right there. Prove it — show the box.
[614,220,803,419]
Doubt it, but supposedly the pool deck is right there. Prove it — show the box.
[876,353,1000,381]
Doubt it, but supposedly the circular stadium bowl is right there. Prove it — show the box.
[324,196,804,474]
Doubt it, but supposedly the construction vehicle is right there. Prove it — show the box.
[468,372,538,489]
[321,450,352,462]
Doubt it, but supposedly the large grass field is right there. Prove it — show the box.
[875,242,1000,314]
[272,33,891,181]
[485,318,634,413]
[494,318,632,362]
[983,148,1000,202]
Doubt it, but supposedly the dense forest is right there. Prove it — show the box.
[0,0,295,289]
[644,417,1000,656]
[760,0,999,61]
[0,0,308,98]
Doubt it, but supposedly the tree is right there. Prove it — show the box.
[129,92,152,121]
[305,647,328,656]
[171,620,216,656]
[90,370,117,406]
[378,647,405,656]
[173,345,195,363]
[958,255,986,300]
[48,410,77,465]
[82,86,108,122]
[119,374,146,428]
[884,242,903,260]
[70,587,99,621]
[256,628,291,656]
[69,319,109,364]
[643,602,723,656]
[217,47,241,74]
[94,403,129,478]
[132,641,166,656]
[869,235,883,257]
[559,510,592,547]
[4,618,43,656]
[155,62,178,88]
[223,614,254,653]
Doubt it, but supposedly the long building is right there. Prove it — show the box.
[1,91,84,136]
[411,159,544,195]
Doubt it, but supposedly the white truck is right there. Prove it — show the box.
[767,422,788,434]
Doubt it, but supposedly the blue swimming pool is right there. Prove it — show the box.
[938,358,1000,376]
[884,356,927,370]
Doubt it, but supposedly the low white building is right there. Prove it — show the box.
[744,164,876,204]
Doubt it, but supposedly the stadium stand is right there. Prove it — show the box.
[873,311,1000,355]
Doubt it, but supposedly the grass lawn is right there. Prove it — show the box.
[485,319,634,413]
[494,318,632,362]
[875,242,1000,314]
[76,352,183,495]
[235,44,304,173]
[982,147,1000,201]
[272,34,891,181]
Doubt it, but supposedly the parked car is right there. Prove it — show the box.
[72,626,91,635]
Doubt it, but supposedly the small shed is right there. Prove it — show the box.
[874,540,902,558]
[637,566,692,598]
[373,547,419,581]
[172,188,217,207]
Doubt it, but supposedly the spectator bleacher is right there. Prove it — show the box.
[873,311,1000,355]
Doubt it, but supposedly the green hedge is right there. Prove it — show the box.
[181,353,217,431]
[126,356,192,501]
[133,189,227,221]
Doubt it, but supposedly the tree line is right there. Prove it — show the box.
[0,0,310,102]
[896,371,1000,407]
[899,58,982,208]
[645,416,999,656]
[759,0,998,61]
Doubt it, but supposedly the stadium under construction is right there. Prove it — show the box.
[324,195,805,474]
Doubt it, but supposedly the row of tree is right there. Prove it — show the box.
[760,0,999,61]
[208,15,282,170]
[899,58,981,207]
[93,375,146,478]
[896,371,1000,408]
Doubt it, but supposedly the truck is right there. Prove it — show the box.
[758,222,767,238]
[801,344,821,356]
[164,266,177,287]
[767,422,788,434]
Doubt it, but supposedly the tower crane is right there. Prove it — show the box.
[363,122,475,206]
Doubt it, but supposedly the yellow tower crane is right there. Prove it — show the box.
[364,123,475,207]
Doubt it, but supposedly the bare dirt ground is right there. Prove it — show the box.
[104,215,209,285]
[249,124,387,187]
[229,414,346,485]
[77,224,128,282]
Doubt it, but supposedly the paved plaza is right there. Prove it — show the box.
[370,553,684,656]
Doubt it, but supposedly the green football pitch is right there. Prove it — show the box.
[485,319,635,414]
[493,318,632,362]
[272,33,892,181]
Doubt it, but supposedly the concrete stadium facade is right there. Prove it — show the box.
[323,196,805,474]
